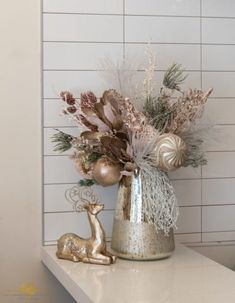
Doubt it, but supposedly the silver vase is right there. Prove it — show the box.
[111,170,175,260]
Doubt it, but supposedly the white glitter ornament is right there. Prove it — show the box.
[153,133,187,172]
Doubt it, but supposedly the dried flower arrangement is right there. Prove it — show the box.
[52,48,212,233]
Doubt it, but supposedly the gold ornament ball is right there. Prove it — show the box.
[153,133,187,172]
[92,156,122,186]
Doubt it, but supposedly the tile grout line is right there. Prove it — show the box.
[43,204,235,213]
[43,96,235,100]
[123,0,125,60]
[42,69,235,72]
[41,0,46,246]
[42,41,235,46]
[43,123,235,129]
[43,150,235,157]
[42,11,235,20]
[200,0,203,244]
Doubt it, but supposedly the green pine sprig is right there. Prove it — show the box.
[84,152,102,165]
[78,179,96,187]
[51,129,74,153]
[143,95,176,132]
[183,141,207,168]
[163,63,187,91]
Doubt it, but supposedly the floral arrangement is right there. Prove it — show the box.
[52,49,212,233]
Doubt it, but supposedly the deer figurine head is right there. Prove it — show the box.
[56,186,116,265]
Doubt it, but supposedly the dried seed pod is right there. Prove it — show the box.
[67,106,77,114]
[60,91,76,105]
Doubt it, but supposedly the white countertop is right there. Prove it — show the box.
[42,244,235,303]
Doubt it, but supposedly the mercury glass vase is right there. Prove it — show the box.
[111,170,175,260]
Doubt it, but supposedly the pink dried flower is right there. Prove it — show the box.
[119,97,147,131]
[60,91,76,105]
[80,91,97,110]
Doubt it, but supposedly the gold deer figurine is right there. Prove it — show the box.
[56,186,116,265]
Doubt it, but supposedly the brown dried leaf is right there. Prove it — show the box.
[115,132,129,141]
[79,114,98,132]
[94,102,113,129]
[80,131,102,141]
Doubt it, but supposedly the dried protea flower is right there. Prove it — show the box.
[60,91,76,105]
[80,91,97,110]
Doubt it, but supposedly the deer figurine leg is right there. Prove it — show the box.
[103,251,117,263]
[83,254,112,265]
[56,250,80,262]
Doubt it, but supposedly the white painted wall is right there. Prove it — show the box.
[0,1,75,302]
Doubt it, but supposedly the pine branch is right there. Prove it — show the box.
[183,142,207,168]
[84,152,102,165]
[163,63,187,91]
[78,179,96,187]
[143,95,176,132]
[51,130,74,153]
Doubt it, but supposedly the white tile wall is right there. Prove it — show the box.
[43,0,123,14]
[202,45,235,71]
[202,205,235,232]
[176,207,201,234]
[44,71,107,98]
[202,179,235,205]
[125,16,200,43]
[44,184,118,212]
[43,14,123,42]
[202,152,235,178]
[43,100,75,127]
[205,99,235,125]
[202,72,235,98]
[172,180,201,206]
[202,18,235,44]
[125,0,200,16]
[202,0,235,18]
[42,0,235,246]
[43,43,123,70]
[126,44,201,71]
[44,211,114,241]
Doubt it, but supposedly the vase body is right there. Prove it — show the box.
[111,170,175,260]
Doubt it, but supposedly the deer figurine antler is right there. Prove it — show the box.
[56,186,116,265]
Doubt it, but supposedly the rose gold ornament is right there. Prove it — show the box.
[153,133,187,172]
[92,156,122,186]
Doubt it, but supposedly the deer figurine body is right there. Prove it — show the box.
[56,203,116,265]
